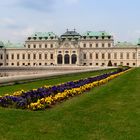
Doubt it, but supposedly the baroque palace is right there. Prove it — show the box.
[0,29,140,67]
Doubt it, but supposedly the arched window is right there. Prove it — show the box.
[102,53,105,59]
[45,54,47,59]
[64,54,70,64]
[57,54,63,64]
[71,54,77,64]
[33,54,36,59]
[39,54,42,59]
[28,54,30,59]
[96,53,98,59]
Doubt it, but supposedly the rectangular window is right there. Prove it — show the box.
[51,44,53,48]
[108,53,111,59]
[83,53,86,59]
[28,45,30,48]
[6,54,8,59]
[90,53,92,59]
[102,53,105,59]
[17,54,20,60]
[120,53,123,59]
[108,43,111,47]
[0,54,3,60]
[96,43,98,48]
[11,54,14,60]
[83,44,86,48]
[22,54,25,59]
[133,52,136,59]
[114,53,117,59]
[39,44,42,48]
[33,44,36,48]
[126,53,129,59]
[102,43,105,48]
[50,54,53,59]
[45,44,47,48]
[90,44,92,48]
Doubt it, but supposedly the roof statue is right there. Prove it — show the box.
[0,41,4,48]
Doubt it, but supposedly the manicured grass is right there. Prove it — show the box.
[0,69,114,95]
[0,68,140,140]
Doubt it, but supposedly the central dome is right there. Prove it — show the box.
[61,29,81,39]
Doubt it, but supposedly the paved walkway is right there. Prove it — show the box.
[0,67,114,85]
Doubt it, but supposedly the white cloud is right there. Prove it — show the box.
[12,27,35,37]
[0,26,35,42]
[0,17,26,30]
[0,18,15,26]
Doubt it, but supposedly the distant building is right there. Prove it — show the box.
[0,29,140,67]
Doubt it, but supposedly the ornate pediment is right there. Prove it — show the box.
[64,42,70,48]
[59,40,79,49]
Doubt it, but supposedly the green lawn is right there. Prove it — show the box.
[0,68,140,140]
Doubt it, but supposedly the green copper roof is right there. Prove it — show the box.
[4,41,24,48]
[116,39,140,47]
[82,31,111,37]
[0,41,4,48]
[116,41,136,47]
[137,38,140,45]
[30,32,58,38]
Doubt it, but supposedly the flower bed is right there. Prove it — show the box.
[0,68,131,110]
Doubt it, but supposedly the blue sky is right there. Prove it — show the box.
[0,0,140,43]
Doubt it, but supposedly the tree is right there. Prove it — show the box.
[108,60,113,66]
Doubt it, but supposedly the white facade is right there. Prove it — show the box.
[0,30,140,67]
